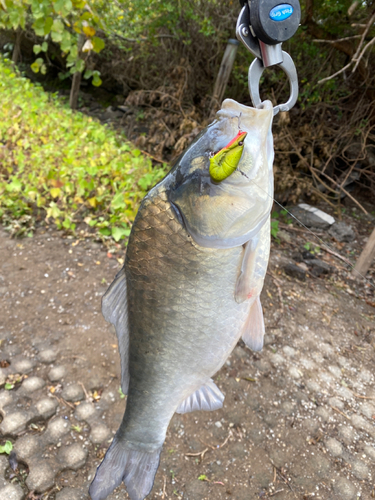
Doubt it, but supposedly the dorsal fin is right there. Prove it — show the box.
[176,379,224,414]
[102,267,129,394]
[241,296,265,352]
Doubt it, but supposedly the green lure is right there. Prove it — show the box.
[209,131,247,182]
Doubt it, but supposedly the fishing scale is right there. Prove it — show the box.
[236,0,300,115]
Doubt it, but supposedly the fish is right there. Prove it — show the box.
[89,98,274,500]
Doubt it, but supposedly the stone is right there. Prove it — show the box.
[14,434,40,460]
[328,397,345,410]
[307,259,333,277]
[74,402,97,421]
[90,423,111,444]
[363,444,375,460]
[328,222,355,242]
[61,383,84,402]
[351,414,374,436]
[21,376,45,393]
[38,349,58,364]
[290,204,335,229]
[328,365,342,378]
[278,229,292,244]
[0,455,7,476]
[309,453,331,478]
[332,477,358,500]
[0,411,28,434]
[283,263,306,281]
[359,402,375,419]
[35,397,59,419]
[0,369,5,386]
[0,390,13,410]
[56,487,85,500]
[337,386,354,401]
[288,366,302,379]
[45,417,70,443]
[0,484,24,500]
[58,443,88,470]
[350,458,369,480]
[325,437,343,457]
[11,358,35,374]
[26,460,55,493]
[48,365,67,382]
[282,346,296,357]
[316,406,331,422]
[338,425,356,445]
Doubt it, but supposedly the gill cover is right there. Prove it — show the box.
[167,99,274,249]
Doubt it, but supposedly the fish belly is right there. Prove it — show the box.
[121,188,251,448]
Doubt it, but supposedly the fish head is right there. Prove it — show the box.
[167,99,274,249]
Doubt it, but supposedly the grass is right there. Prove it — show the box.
[0,58,167,241]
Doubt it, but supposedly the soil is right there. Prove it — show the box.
[0,203,374,500]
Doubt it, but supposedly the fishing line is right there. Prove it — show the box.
[238,170,375,290]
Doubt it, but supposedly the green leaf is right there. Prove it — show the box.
[41,41,48,52]
[111,226,130,242]
[91,36,105,53]
[4,383,14,390]
[92,74,102,87]
[84,69,93,79]
[33,44,42,55]
[198,475,208,481]
[0,441,13,455]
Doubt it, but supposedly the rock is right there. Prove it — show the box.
[35,397,59,419]
[14,434,40,460]
[307,259,333,277]
[278,229,292,243]
[74,402,97,421]
[48,365,67,382]
[90,423,111,444]
[359,402,375,419]
[20,376,45,393]
[56,487,85,500]
[332,477,358,500]
[26,460,55,493]
[0,369,6,386]
[328,222,355,242]
[61,383,84,402]
[44,417,70,443]
[338,425,356,445]
[38,349,58,364]
[325,437,343,457]
[283,263,306,281]
[289,204,335,229]
[58,443,88,470]
[349,458,369,480]
[328,397,344,410]
[0,390,13,410]
[0,484,24,500]
[11,357,35,374]
[0,411,28,435]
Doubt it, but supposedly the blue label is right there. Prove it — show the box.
[269,4,294,21]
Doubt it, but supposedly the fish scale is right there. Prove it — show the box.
[90,99,274,500]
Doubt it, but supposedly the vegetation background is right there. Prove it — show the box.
[0,0,374,242]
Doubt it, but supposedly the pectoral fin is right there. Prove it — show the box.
[176,379,224,414]
[102,267,129,394]
[241,296,265,352]
[235,217,271,304]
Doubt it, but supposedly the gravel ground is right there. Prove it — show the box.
[0,208,374,500]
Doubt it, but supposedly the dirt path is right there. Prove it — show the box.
[0,212,374,500]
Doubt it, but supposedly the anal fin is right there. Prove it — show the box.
[102,267,129,394]
[176,379,224,414]
[241,296,265,352]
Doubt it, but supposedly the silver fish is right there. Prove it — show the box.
[89,99,274,500]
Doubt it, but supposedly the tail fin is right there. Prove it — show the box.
[89,437,161,500]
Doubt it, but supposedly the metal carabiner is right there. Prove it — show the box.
[236,1,299,115]
[248,51,298,116]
